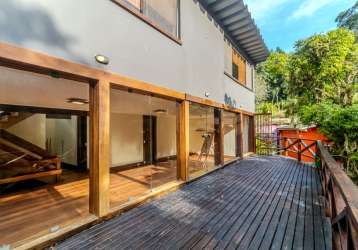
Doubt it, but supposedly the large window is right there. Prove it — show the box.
[110,88,178,208]
[117,0,180,39]
[232,50,246,85]
[0,66,91,247]
[188,103,221,179]
[224,40,254,89]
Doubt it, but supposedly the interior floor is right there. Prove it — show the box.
[188,154,236,178]
[0,160,177,247]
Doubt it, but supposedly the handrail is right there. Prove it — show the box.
[317,141,358,250]
[255,135,318,161]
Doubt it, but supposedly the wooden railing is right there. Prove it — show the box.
[256,135,318,162]
[317,141,358,250]
[257,137,358,249]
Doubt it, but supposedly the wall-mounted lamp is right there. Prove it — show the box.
[204,92,210,97]
[66,98,89,105]
[95,54,110,65]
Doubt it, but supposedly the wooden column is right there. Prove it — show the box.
[249,116,256,153]
[177,100,189,181]
[89,80,110,217]
[237,113,244,158]
[214,108,224,166]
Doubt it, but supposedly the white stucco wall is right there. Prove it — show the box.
[0,0,255,112]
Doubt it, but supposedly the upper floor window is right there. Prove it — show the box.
[115,0,180,40]
[224,40,253,90]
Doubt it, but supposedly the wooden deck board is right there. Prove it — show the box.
[56,156,330,250]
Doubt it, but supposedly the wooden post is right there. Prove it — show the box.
[177,100,189,181]
[89,80,110,217]
[214,108,224,166]
[298,139,302,162]
[237,113,244,158]
[250,116,256,153]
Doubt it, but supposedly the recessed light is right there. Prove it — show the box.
[95,54,110,65]
[66,98,89,105]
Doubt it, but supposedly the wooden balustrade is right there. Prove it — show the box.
[256,135,358,249]
[316,141,358,250]
[255,135,318,162]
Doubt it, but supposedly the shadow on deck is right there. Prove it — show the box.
[56,156,331,250]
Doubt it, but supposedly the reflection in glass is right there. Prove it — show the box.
[189,103,219,178]
[110,88,177,208]
[0,66,90,247]
[223,111,237,163]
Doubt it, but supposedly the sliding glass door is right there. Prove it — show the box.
[188,103,219,179]
[109,88,178,208]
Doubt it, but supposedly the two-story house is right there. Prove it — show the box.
[0,0,268,248]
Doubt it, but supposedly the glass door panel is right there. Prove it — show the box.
[189,103,216,179]
[109,89,178,207]
[150,96,177,190]
[110,89,151,207]
[223,111,237,163]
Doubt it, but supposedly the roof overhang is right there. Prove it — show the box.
[198,0,269,65]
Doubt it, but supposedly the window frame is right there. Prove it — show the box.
[112,0,181,45]
[224,43,254,92]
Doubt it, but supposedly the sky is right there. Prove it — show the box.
[244,0,356,52]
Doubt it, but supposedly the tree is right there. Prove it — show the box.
[299,103,358,181]
[336,1,358,35]
[288,28,358,109]
[287,28,358,183]
[254,72,268,105]
[256,49,289,104]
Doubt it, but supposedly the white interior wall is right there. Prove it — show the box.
[110,113,143,166]
[6,114,46,148]
[224,129,236,157]
[6,114,79,165]
[156,115,176,158]
[46,116,77,165]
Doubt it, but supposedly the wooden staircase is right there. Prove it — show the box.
[0,128,62,186]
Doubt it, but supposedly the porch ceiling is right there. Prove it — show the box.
[199,0,269,64]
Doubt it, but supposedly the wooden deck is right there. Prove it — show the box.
[56,156,332,250]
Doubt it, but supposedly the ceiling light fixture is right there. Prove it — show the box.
[153,109,167,114]
[95,54,110,65]
[66,98,89,105]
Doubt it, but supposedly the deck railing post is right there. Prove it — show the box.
[298,139,302,162]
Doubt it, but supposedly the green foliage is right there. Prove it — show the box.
[299,103,358,181]
[336,1,358,35]
[256,102,279,114]
[254,6,358,183]
[288,28,358,109]
[254,73,268,104]
[256,49,289,104]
